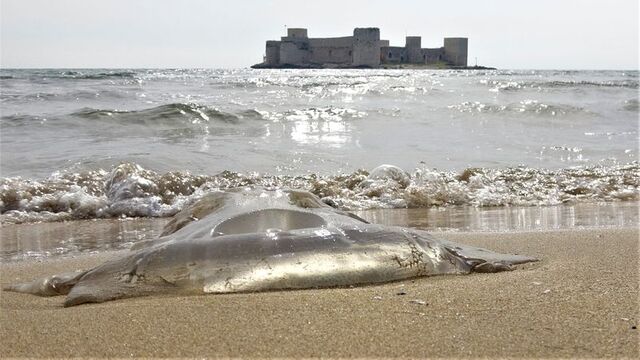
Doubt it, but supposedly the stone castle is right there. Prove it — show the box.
[252,27,468,69]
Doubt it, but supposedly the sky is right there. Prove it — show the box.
[1,0,638,69]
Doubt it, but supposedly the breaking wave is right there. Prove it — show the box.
[64,104,366,127]
[70,103,261,124]
[1,162,637,225]
[42,70,138,80]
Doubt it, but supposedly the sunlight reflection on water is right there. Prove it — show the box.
[357,202,638,232]
[1,202,637,262]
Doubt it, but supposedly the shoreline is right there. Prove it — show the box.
[1,227,638,357]
[250,62,496,70]
[2,201,637,262]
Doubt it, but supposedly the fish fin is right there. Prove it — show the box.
[64,276,141,307]
[3,271,87,297]
[410,229,538,273]
[63,270,179,307]
[441,242,538,273]
[472,261,515,273]
[423,232,539,273]
[63,283,109,307]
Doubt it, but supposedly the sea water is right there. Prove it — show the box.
[0,68,638,258]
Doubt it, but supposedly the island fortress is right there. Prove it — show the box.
[252,27,468,69]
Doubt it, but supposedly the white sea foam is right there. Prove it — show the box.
[1,162,637,224]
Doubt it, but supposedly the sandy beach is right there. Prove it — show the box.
[2,2,638,358]
[1,227,638,358]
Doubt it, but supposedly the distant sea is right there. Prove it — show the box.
[0,68,637,226]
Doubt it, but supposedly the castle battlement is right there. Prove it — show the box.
[252,27,469,69]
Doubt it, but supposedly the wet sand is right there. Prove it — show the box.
[1,227,638,358]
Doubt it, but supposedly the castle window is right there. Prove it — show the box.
[349,51,352,56]
[329,50,332,56]
[389,52,392,58]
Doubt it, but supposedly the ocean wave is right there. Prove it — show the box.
[483,79,639,92]
[0,70,141,83]
[1,162,637,225]
[448,100,590,116]
[70,103,258,124]
[48,70,138,80]
[1,104,365,134]
[1,89,128,103]
[0,114,48,127]
[541,80,638,89]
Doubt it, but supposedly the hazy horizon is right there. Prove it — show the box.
[1,0,638,70]
[1,66,638,71]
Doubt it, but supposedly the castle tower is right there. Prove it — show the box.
[405,36,422,63]
[405,36,421,48]
[443,38,468,67]
[279,28,311,65]
[352,28,381,68]
[265,41,281,65]
[287,28,308,39]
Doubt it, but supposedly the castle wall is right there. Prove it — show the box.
[352,28,380,67]
[407,48,423,63]
[309,46,352,64]
[421,47,445,64]
[307,36,353,64]
[380,46,406,63]
[279,39,310,65]
[308,37,353,47]
[382,36,448,65]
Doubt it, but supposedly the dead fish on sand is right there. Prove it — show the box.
[4,188,537,307]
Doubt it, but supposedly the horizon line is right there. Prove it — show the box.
[1,66,638,71]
